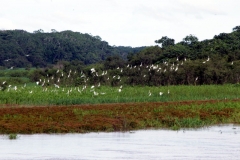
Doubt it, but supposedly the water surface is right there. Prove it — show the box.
[1,124,240,160]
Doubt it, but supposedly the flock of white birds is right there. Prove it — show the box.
[1,56,214,97]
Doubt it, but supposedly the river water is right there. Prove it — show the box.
[0,124,239,160]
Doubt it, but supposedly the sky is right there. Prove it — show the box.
[1,0,240,47]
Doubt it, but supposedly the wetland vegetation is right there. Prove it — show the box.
[1,26,240,134]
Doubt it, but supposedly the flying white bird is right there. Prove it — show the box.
[91,68,96,73]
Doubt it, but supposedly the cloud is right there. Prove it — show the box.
[0,0,239,47]
[0,18,16,30]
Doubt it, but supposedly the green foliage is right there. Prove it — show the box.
[1,26,240,87]
[104,55,126,70]
[155,36,175,48]
[8,133,18,140]
[0,30,145,68]
[129,46,163,65]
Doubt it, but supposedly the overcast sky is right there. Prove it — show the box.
[1,0,239,47]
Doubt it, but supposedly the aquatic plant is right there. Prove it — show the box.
[8,133,18,140]
[0,100,240,134]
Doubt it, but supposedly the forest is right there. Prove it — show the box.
[0,29,144,68]
[1,26,240,86]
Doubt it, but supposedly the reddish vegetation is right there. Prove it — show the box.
[0,99,239,134]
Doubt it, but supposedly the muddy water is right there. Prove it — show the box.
[0,124,240,160]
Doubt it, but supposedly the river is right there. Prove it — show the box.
[0,124,239,160]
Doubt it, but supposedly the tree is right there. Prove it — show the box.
[233,26,240,32]
[214,33,230,40]
[33,29,44,33]
[155,36,175,48]
[51,29,57,33]
[182,34,198,45]
[104,56,125,69]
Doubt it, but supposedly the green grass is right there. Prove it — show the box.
[8,133,18,140]
[0,84,239,105]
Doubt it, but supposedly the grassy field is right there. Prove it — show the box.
[0,84,240,105]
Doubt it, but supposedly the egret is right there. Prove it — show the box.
[148,90,152,96]
[91,68,96,73]
[206,56,210,61]
[94,91,99,96]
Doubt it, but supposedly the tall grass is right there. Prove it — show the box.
[0,84,239,105]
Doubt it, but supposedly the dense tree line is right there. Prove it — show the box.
[1,26,240,86]
[0,29,145,68]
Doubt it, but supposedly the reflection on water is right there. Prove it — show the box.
[0,124,240,160]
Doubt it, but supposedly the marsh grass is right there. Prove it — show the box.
[0,84,240,105]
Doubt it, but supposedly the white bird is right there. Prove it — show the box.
[175,67,178,71]
[206,56,210,61]
[94,91,99,96]
[159,92,163,96]
[148,90,152,96]
[91,68,95,73]
[54,84,60,88]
